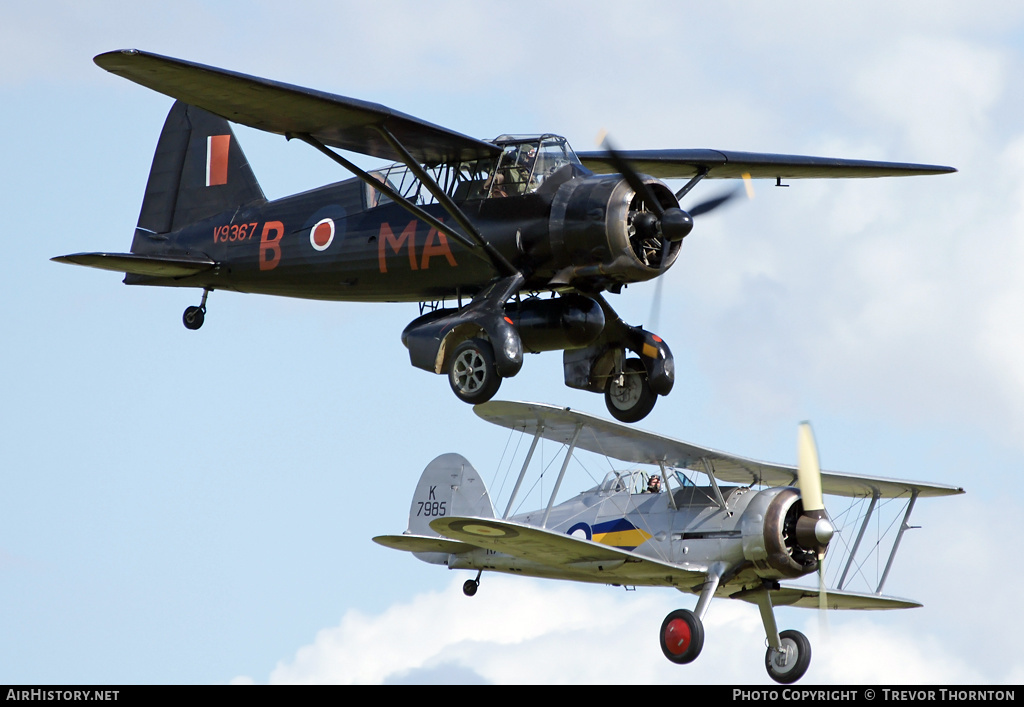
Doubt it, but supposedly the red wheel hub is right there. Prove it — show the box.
[665,618,692,655]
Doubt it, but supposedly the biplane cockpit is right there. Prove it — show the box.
[594,468,700,496]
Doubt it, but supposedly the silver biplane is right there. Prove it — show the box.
[374,401,963,683]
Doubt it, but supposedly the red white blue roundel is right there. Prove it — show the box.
[310,217,335,251]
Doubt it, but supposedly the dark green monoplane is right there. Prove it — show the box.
[56,50,955,422]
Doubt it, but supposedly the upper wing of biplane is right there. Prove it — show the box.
[474,401,965,500]
[576,149,957,180]
[429,516,708,586]
[93,49,500,165]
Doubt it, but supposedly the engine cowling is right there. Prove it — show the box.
[739,487,823,579]
[548,174,682,285]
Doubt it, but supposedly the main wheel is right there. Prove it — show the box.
[183,306,205,330]
[765,629,811,684]
[659,609,704,664]
[463,579,479,597]
[448,338,501,404]
[605,357,657,422]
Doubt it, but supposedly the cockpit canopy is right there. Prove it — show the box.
[486,135,583,198]
[365,134,583,207]
[592,468,697,495]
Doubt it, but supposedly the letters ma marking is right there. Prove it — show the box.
[378,220,457,273]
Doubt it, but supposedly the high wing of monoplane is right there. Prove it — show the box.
[374,401,963,683]
[93,49,498,165]
[576,149,955,180]
[56,50,956,422]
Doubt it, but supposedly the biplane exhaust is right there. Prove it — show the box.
[375,401,964,684]
[55,49,956,422]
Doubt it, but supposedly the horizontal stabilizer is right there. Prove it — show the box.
[52,252,215,278]
[372,533,476,555]
[732,583,922,611]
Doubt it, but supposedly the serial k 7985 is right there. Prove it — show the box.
[56,50,955,422]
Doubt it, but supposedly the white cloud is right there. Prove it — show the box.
[242,572,1016,685]
[851,35,1005,162]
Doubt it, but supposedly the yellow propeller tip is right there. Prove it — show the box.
[742,172,755,199]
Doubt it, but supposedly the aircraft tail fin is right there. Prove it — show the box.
[406,453,495,537]
[132,100,265,252]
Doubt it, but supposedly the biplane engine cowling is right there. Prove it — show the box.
[739,487,822,579]
[548,175,683,284]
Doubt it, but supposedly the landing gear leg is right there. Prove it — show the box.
[183,289,210,331]
[463,570,482,597]
[659,565,722,665]
[753,582,812,684]
[563,293,673,423]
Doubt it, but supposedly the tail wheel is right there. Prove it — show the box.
[659,609,704,664]
[183,305,205,330]
[448,338,501,404]
[765,629,811,684]
[605,357,657,422]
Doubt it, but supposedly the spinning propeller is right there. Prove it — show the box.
[599,134,693,252]
[795,422,835,613]
[598,133,753,331]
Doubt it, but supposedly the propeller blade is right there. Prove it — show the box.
[648,273,665,331]
[742,172,755,199]
[598,134,665,218]
[797,421,824,513]
[818,555,828,611]
[687,187,742,217]
[818,558,831,638]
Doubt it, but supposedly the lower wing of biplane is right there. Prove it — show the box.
[374,401,962,683]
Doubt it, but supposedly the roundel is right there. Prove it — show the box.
[448,519,519,539]
[567,522,592,540]
[310,217,335,251]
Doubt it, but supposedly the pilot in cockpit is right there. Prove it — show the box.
[645,475,662,493]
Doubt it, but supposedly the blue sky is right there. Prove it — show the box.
[2,0,1023,684]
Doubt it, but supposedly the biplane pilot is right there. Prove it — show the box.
[645,475,662,493]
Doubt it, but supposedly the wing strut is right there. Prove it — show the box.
[877,491,919,594]
[541,423,582,528]
[674,166,709,201]
[659,461,678,511]
[837,490,880,591]
[373,125,519,278]
[503,423,544,519]
[289,132,497,270]
[700,458,728,511]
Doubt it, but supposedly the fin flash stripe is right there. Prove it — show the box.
[207,135,230,186]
